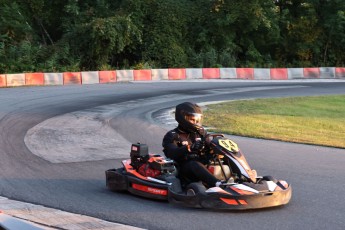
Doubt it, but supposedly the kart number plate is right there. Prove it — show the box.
[219,139,239,153]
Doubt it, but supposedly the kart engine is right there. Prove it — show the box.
[130,143,176,178]
[130,143,149,169]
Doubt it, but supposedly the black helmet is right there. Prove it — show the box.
[175,102,204,134]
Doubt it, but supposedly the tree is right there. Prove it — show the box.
[186,0,280,67]
[0,0,343,73]
[275,0,335,67]
[118,0,193,68]
[314,0,345,66]
[0,1,37,72]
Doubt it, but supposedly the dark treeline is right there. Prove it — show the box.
[1,0,344,73]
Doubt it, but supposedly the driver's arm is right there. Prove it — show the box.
[162,131,189,161]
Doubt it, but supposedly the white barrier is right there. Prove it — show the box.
[253,68,270,80]
[288,68,304,79]
[81,71,99,84]
[116,70,134,82]
[44,73,63,85]
[186,68,203,79]
[6,74,26,87]
[319,67,335,79]
[151,69,169,80]
[220,68,237,79]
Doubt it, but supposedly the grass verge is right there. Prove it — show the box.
[203,95,345,148]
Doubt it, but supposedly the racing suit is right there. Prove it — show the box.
[162,126,218,188]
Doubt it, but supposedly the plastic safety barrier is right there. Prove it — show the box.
[117,70,134,82]
[25,73,44,86]
[0,74,6,87]
[237,68,254,80]
[0,67,344,88]
[335,67,345,78]
[6,74,26,87]
[168,68,186,80]
[81,71,99,84]
[303,68,320,78]
[220,68,237,79]
[319,67,335,79]
[99,70,116,83]
[253,68,270,80]
[186,68,203,79]
[151,69,169,81]
[270,68,288,80]
[202,68,220,79]
[63,72,82,85]
[134,69,152,81]
[44,73,63,85]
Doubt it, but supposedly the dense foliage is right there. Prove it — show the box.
[1,0,344,73]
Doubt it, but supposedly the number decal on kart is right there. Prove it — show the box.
[219,139,239,153]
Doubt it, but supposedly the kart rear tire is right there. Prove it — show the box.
[186,182,206,196]
[106,168,128,192]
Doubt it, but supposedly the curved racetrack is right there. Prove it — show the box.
[1,81,345,230]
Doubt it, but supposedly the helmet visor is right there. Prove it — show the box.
[185,113,203,125]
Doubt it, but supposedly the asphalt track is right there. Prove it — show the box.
[0,80,345,230]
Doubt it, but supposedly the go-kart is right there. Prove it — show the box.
[105,134,292,210]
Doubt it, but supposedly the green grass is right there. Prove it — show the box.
[203,95,345,148]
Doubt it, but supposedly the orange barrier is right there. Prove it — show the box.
[63,72,82,85]
[99,71,116,83]
[202,68,220,79]
[236,68,254,80]
[168,68,186,80]
[303,68,320,78]
[0,74,6,87]
[25,73,44,85]
[335,67,345,78]
[270,68,288,80]
[134,69,152,81]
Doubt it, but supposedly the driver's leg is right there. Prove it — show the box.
[180,160,218,188]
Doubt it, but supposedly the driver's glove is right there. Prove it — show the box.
[191,140,204,153]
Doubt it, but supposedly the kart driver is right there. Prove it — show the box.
[162,102,224,188]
